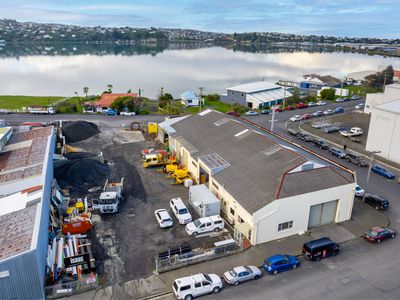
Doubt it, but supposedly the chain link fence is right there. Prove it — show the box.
[45,273,98,299]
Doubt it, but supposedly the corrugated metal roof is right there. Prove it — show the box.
[247,88,292,105]
[180,90,198,100]
[227,81,280,94]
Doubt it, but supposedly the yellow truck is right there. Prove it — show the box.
[142,153,176,168]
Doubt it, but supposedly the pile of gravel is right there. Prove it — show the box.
[54,158,110,192]
[62,121,99,143]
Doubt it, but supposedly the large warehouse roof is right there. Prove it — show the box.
[170,110,354,214]
[227,81,280,94]
[246,88,292,105]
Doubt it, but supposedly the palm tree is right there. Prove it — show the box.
[107,84,113,93]
[83,87,89,98]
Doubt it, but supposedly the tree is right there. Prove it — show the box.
[83,87,89,98]
[127,89,132,93]
[287,87,300,106]
[158,92,173,109]
[364,65,394,89]
[107,84,113,93]
[320,88,335,100]
[111,96,141,112]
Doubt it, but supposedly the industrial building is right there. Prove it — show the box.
[0,126,55,299]
[365,83,400,113]
[159,110,356,245]
[220,81,292,109]
[300,74,342,89]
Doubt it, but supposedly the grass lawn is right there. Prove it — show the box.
[0,95,62,109]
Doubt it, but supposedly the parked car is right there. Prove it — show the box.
[335,98,345,102]
[302,237,339,261]
[290,115,302,122]
[308,102,317,107]
[355,103,365,109]
[263,254,300,275]
[261,109,272,115]
[345,153,368,167]
[323,109,334,116]
[227,111,240,117]
[363,227,396,243]
[120,111,136,116]
[316,101,327,106]
[301,113,312,120]
[104,108,118,115]
[371,165,396,179]
[355,184,365,197]
[334,107,345,114]
[363,193,389,210]
[296,102,308,109]
[223,265,262,285]
[185,215,224,236]
[343,97,350,102]
[285,105,295,111]
[312,111,323,117]
[329,148,346,158]
[313,139,329,150]
[274,107,283,112]
[296,132,313,142]
[170,197,192,224]
[321,125,340,133]
[172,273,222,300]
[154,209,173,228]
[351,95,361,100]
[245,111,259,116]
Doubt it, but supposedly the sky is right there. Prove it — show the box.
[0,0,399,38]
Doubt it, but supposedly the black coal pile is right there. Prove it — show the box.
[62,121,99,143]
[55,158,110,192]
[64,152,99,160]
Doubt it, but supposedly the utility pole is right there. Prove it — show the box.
[283,87,287,109]
[198,87,204,112]
[271,106,276,132]
[383,75,387,92]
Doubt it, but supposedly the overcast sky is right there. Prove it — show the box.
[1,0,399,38]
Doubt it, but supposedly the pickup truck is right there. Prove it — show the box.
[340,127,363,137]
[28,106,56,115]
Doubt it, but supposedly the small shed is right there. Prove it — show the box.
[189,184,220,217]
[180,90,203,107]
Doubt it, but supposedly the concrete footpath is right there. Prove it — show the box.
[81,198,388,300]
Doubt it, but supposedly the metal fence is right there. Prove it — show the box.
[155,240,242,274]
[45,273,98,299]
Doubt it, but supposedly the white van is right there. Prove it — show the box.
[170,197,192,224]
[185,215,224,236]
[172,273,222,300]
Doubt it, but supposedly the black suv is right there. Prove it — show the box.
[313,139,329,150]
[363,193,389,210]
[302,237,339,261]
[345,153,368,167]
[296,132,313,142]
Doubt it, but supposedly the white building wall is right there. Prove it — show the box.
[365,84,400,114]
[252,183,355,245]
[366,109,400,164]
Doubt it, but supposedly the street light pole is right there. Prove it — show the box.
[271,106,276,132]
[363,150,381,201]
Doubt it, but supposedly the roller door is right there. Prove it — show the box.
[308,200,338,228]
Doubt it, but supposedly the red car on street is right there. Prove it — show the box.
[296,103,309,109]
[301,113,312,120]
[363,227,396,243]
[285,105,295,111]
[226,111,240,117]
[273,107,283,112]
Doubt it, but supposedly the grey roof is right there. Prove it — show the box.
[170,110,354,214]
[227,81,280,94]
[375,99,400,114]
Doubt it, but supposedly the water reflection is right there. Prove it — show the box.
[0,43,398,98]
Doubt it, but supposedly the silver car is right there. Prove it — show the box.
[223,265,262,285]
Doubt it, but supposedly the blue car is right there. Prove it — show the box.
[263,254,300,275]
[104,108,117,115]
[329,148,346,158]
[371,165,396,179]
[334,107,345,113]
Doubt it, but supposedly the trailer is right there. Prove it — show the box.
[92,178,124,213]
[189,184,220,217]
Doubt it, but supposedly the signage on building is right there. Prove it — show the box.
[64,253,90,268]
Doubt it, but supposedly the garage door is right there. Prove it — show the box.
[308,200,338,229]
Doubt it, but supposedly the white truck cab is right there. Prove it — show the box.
[172,273,222,300]
[170,197,192,224]
[185,215,224,236]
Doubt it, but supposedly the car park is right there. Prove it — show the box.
[355,103,365,109]
[154,209,173,228]
[334,107,345,114]
[316,101,327,106]
[170,197,192,224]
[172,273,222,300]
[227,111,240,117]
[302,237,339,261]
[263,254,300,275]
[371,165,396,179]
[363,227,396,243]
[313,139,329,150]
[329,148,346,158]
[261,109,272,114]
[245,111,259,116]
[296,102,308,109]
[301,113,312,120]
[290,115,302,122]
[185,215,224,236]
[355,184,365,197]
[363,193,389,210]
[296,132,313,142]
[223,265,262,285]
[120,111,136,116]
[345,153,368,167]
[323,109,334,116]
[312,111,323,117]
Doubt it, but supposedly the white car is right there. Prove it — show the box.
[308,102,317,107]
[154,209,173,228]
[316,101,327,106]
[185,215,224,236]
[170,197,192,224]
[120,111,136,116]
[245,111,259,116]
[355,103,365,109]
[223,265,262,285]
[323,109,334,116]
[172,273,222,300]
[289,115,302,122]
[355,184,365,197]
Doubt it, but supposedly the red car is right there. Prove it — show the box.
[226,111,240,117]
[301,113,312,120]
[363,227,396,243]
[296,103,309,109]
[273,107,283,112]
[285,105,295,111]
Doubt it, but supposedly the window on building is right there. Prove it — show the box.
[187,99,192,104]
[212,181,219,190]
[241,93,244,97]
[230,207,235,216]
[238,216,244,223]
[192,161,197,168]
[278,221,293,232]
